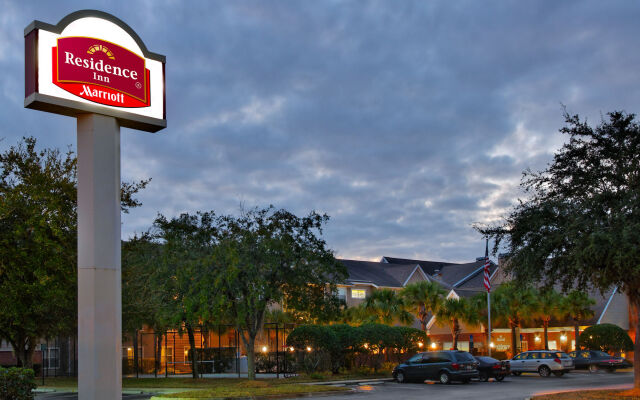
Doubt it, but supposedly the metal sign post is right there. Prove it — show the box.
[24,10,165,399]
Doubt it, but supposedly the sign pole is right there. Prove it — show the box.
[77,113,122,400]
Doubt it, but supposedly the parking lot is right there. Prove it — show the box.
[321,370,633,400]
[35,370,633,400]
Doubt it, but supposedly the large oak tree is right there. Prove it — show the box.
[480,111,640,387]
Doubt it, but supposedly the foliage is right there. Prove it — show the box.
[0,137,147,368]
[534,288,565,350]
[435,297,481,350]
[350,289,413,326]
[579,324,634,353]
[491,283,537,355]
[0,367,36,400]
[563,290,595,349]
[477,111,640,384]
[401,281,445,331]
[205,206,347,379]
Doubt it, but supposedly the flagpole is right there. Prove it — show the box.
[488,289,491,357]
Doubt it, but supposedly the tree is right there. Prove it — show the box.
[435,297,476,350]
[491,283,537,356]
[478,111,640,386]
[352,289,414,326]
[534,288,565,350]
[401,281,445,332]
[0,137,147,368]
[206,206,347,379]
[563,290,595,351]
[151,212,217,379]
[579,324,634,353]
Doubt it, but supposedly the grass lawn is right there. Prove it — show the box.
[38,372,390,389]
[151,380,350,399]
[534,389,640,400]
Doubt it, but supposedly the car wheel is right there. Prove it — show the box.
[439,371,451,384]
[605,368,615,373]
[495,375,505,382]
[512,371,522,376]
[538,365,551,377]
[589,364,598,373]
[396,371,406,383]
[480,372,489,382]
[552,371,564,377]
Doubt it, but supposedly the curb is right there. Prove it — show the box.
[302,378,394,385]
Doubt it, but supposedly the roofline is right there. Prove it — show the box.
[402,264,430,286]
[453,265,485,287]
[596,286,618,324]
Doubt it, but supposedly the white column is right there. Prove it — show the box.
[77,114,122,400]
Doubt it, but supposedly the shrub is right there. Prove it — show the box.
[0,367,36,400]
[579,324,634,353]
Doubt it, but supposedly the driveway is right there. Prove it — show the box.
[315,370,633,400]
[36,392,154,399]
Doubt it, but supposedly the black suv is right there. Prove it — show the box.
[393,350,479,384]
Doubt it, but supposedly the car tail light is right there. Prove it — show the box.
[451,363,460,370]
[492,364,501,369]
[554,358,561,364]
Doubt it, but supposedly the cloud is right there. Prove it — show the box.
[2,0,640,263]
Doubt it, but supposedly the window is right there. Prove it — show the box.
[44,348,60,369]
[513,353,525,360]
[454,352,475,362]
[408,354,423,363]
[526,352,539,359]
[337,287,346,300]
[351,289,366,299]
[164,347,173,363]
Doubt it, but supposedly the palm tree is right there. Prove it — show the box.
[401,281,445,332]
[491,283,537,356]
[534,288,565,350]
[435,297,471,350]
[563,290,595,351]
[354,288,414,326]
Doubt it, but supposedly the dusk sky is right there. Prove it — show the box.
[3,1,640,263]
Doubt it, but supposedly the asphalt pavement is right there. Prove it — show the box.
[34,370,633,400]
[315,370,633,400]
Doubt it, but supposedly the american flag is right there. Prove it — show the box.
[483,239,491,292]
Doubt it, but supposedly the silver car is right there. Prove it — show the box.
[509,350,574,377]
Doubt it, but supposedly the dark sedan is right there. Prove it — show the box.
[569,350,632,372]
[474,356,510,381]
[393,350,479,384]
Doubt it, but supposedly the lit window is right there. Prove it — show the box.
[351,289,366,299]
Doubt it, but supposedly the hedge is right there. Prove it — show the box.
[286,324,427,373]
[0,367,36,400]
[578,324,634,353]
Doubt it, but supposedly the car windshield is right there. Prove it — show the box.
[454,352,475,362]
[592,351,610,358]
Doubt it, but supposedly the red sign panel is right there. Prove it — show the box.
[52,37,150,108]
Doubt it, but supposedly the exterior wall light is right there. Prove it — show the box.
[490,342,495,348]
[431,342,437,349]
[289,347,295,352]
[560,334,567,342]
[262,346,268,353]
[306,346,312,352]
[418,342,424,348]
[534,336,540,342]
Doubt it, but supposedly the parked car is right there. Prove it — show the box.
[568,350,633,372]
[473,356,510,381]
[392,350,479,384]
[509,350,574,377]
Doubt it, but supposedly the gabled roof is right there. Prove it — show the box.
[381,257,458,275]
[339,259,424,288]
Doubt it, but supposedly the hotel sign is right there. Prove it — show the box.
[25,10,166,132]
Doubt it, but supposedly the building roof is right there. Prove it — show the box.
[339,259,421,288]
[381,257,459,275]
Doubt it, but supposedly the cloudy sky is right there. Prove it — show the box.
[2,1,640,262]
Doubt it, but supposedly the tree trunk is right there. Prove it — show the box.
[574,321,580,351]
[13,336,35,369]
[543,321,549,350]
[633,299,640,389]
[186,321,198,379]
[419,303,427,331]
[510,323,517,357]
[452,319,459,350]
[133,331,139,377]
[155,333,163,377]
[240,332,257,380]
